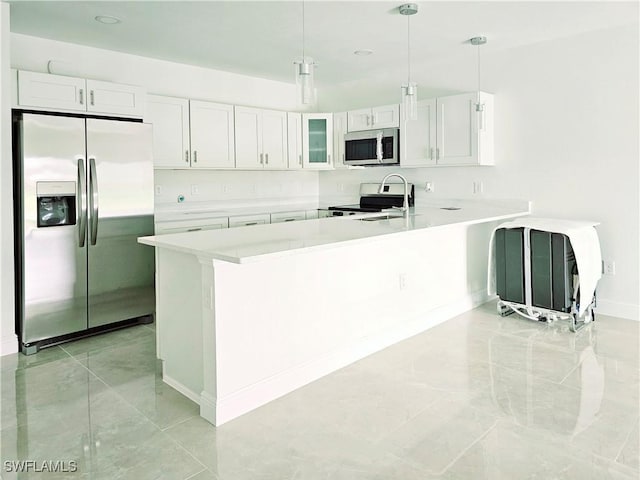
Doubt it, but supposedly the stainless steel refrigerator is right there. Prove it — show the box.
[13,112,155,354]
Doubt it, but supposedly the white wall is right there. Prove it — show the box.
[0,3,15,355]
[154,169,319,209]
[320,23,640,319]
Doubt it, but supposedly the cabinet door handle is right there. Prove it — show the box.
[284,218,296,222]
[366,115,371,126]
[260,153,264,165]
[185,150,189,163]
[299,154,302,165]
[79,88,84,105]
[90,90,95,106]
[187,227,202,232]
[245,222,258,226]
[436,148,440,160]
[193,151,198,163]
[430,147,434,160]
[265,153,269,165]
[328,154,331,164]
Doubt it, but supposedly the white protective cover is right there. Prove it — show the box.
[487,217,602,315]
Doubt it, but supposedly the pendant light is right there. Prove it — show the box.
[400,3,418,121]
[294,0,316,105]
[470,36,487,127]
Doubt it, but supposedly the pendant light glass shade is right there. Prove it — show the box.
[470,36,487,128]
[402,82,418,121]
[296,58,315,105]
[400,4,418,121]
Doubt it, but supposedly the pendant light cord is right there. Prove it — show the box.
[477,42,481,102]
[302,0,306,61]
[407,14,411,85]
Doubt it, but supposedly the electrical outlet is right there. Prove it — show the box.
[155,185,163,195]
[425,182,434,193]
[191,184,199,195]
[399,273,407,290]
[473,181,484,194]
[603,260,616,276]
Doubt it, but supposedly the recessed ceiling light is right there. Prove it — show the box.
[354,49,374,56]
[95,15,121,25]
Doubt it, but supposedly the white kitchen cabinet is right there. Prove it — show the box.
[155,217,229,235]
[302,113,333,170]
[235,106,287,169]
[287,112,304,170]
[347,104,400,132]
[145,95,191,168]
[228,213,271,228]
[190,100,236,169]
[270,210,307,223]
[85,79,145,117]
[332,112,348,169]
[401,92,494,167]
[305,210,319,220]
[146,96,235,169]
[17,70,145,117]
[401,99,437,167]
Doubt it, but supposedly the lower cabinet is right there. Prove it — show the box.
[155,217,229,235]
[270,210,307,223]
[228,213,271,228]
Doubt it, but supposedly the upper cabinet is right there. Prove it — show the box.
[17,71,145,118]
[302,113,334,170]
[235,106,287,169]
[287,112,304,170]
[145,95,235,169]
[146,95,190,168]
[401,92,494,167]
[347,104,400,132]
[332,112,348,169]
[189,100,236,169]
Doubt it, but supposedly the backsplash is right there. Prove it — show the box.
[154,169,320,209]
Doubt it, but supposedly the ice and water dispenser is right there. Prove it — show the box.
[36,181,76,227]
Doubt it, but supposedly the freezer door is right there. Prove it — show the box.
[86,119,155,328]
[19,114,88,344]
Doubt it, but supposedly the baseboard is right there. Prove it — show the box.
[0,335,18,357]
[595,299,639,321]
[205,289,489,426]
[163,373,201,405]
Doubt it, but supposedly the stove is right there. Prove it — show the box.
[324,183,415,216]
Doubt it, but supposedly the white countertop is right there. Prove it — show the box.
[139,200,531,264]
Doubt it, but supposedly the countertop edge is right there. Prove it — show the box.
[139,209,530,264]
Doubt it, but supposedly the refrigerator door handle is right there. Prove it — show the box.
[89,157,99,245]
[77,158,87,247]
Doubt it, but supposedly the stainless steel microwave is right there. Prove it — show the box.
[344,128,400,166]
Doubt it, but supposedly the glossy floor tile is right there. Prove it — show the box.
[1,305,638,479]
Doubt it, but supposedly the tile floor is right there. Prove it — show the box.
[1,302,638,479]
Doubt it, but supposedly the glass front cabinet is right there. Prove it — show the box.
[302,113,333,170]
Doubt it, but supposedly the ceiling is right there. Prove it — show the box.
[7,1,639,87]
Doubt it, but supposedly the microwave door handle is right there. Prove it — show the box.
[376,132,383,163]
[77,158,87,247]
[89,157,99,246]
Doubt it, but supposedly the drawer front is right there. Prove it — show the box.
[155,217,229,235]
[228,213,271,228]
[270,210,307,223]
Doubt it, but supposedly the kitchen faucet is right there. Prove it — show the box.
[378,173,410,215]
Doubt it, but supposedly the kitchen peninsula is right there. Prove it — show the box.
[138,200,529,426]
